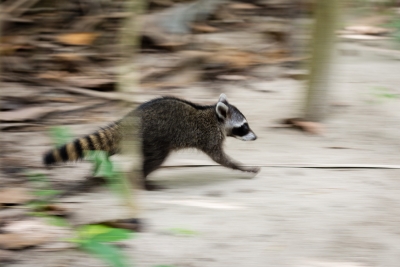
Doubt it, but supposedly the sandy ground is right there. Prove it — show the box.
[4,42,400,267]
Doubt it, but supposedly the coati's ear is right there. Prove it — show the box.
[218,93,228,103]
[216,102,229,120]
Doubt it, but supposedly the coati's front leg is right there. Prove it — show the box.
[203,147,260,174]
[141,145,170,190]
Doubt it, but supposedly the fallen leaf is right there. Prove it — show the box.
[191,23,219,33]
[36,204,69,217]
[294,121,323,134]
[1,219,73,249]
[217,74,248,81]
[37,71,69,80]
[283,69,309,80]
[55,32,99,46]
[53,53,86,62]
[211,49,259,69]
[0,44,20,55]
[102,218,143,232]
[229,3,259,10]
[283,118,324,135]
[0,188,33,207]
[0,233,49,249]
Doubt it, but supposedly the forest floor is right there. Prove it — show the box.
[2,40,400,267]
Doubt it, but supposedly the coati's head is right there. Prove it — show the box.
[215,94,257,141]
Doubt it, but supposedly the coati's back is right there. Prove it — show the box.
[43,97,222,165]
[138,97,223,152]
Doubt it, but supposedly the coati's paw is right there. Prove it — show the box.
[242,166,261,174]
[144,181,165,191]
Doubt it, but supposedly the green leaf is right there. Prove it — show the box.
[104,172,126,196]
[78,224,132,242]
[78,224,114,238]
[168,228,198,236]
[26,172,50,187]
[45,216,69,227]
[89,228,133,243]
[85,151,112,177]
[97,158,115,178]
[33,189,60,198]
[81,240,129,267]
[26,201,48,211]
[50,126,73,147]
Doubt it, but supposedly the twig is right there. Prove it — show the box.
[55,86,139,103]
[160,164,400,169]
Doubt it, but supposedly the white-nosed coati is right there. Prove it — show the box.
[43,94,260,190]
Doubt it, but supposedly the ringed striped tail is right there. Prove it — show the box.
[43,122,121,166]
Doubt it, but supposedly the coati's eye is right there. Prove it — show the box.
[232,123,249,137]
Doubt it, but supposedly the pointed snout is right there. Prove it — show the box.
[239,131,257,141]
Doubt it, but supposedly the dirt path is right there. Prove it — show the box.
[4,43,400,267]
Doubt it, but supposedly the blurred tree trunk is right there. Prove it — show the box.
[116,0,147,218]
[304,0,340,122]
[118,0,147,93]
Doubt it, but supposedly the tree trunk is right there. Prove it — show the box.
[115,0,147,218]
[304,0,340,122]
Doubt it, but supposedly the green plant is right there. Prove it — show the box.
[168,228,198,237]
[26,171,133,267]
[84,150,125,195]
[26,172,61,212]
[384,18,400,43]
[23,127,137,267]
[370,87,399,103]
[72,224,133,267]
[49,126,73,147]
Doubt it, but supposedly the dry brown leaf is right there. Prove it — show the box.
[0,233,49,249]
[229,3,259,10]
[0,188,33,207]
[265,48,289,60]
[1,219,72,249]
[53,53,86,62]
[35,204,69,217]
[102,218,142,232]
[212,49,259,69]
[191,23,219,33]
[0,44,20,55]
[37,71,69,80]
[294,121,324,135]
[283,118,324,135]
[0,106,55,122]
[283,69,309,80]
[55,32,99,46]
[217,74,248,81]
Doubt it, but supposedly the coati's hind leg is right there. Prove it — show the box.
[141,146,170,190]
[202,147,260,174]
